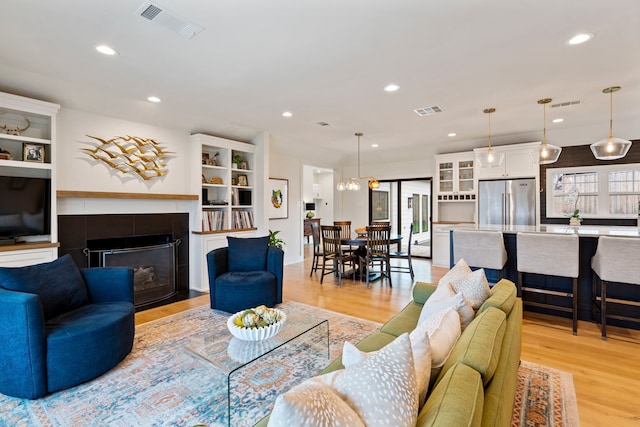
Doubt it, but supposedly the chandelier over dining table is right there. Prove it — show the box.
[336,132,380,191]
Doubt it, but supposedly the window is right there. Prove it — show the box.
[546,164,640,218]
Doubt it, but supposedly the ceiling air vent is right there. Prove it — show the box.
[551,100,583,108]
[136,2,204,39]
[317,122,331,127]
[414,105,444,117]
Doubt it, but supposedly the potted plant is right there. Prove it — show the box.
[232,153,243,169]
[268,230,285,250]
[568,209,582,226]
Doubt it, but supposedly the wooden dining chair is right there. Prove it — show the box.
[389,223,414,280]
[360,225,392,288]
[334,220,355,267]
[309,220,323,277]
[320,225,355,287]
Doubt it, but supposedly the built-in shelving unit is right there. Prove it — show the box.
[0,91,60,266]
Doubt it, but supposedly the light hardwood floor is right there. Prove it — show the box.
[136,249,640,427]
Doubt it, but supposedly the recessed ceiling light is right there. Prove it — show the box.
[371,144,379,148]
[552,118,564,123]
[147,96,161,103]
[566,33,594,45]
[282,111,293,117]
[448,133,456,137]
[384,84,400,92]
[96,44,116,55]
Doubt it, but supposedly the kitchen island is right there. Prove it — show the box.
[446,224,640,330]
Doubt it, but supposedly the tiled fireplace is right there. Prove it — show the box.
[58,213,190,308]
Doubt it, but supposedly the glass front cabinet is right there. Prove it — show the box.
[435,153,476,201]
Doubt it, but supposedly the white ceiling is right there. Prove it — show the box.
[0,0,638,165]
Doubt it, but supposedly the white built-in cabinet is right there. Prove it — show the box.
[0,92,60,266]
[474,142,540,180]
[435,152,476,198]
[190,133,264,292]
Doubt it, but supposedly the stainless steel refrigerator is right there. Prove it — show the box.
[478,178,536,226]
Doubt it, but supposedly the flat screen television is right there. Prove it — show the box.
[0,176,51,241]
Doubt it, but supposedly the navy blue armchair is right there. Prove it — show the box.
[0,254,135,399]
[207,236,284,313]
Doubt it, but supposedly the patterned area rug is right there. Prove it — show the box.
[512,361,580,426]
[0,302,579,427]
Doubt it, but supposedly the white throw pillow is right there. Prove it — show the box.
[438,258,472,288]
[450,268,490,310]
[268,378,365,427]
[423,307,461,370]
[319,333,418,427]
[342,319,432,407]
[418,290,475,330]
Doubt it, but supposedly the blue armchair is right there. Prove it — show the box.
[0,254,135,399]
[207,236,284,313]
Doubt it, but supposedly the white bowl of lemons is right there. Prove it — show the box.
[227,306,287,341]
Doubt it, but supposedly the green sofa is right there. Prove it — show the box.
[254,279,522,427]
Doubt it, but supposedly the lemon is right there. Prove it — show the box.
[235,316,244,327]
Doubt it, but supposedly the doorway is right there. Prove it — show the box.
[302,164,334,255]
[368,178,432,258]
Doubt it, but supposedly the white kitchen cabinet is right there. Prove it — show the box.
[435,152,476,199]
[432,227,452,267]
[474,142,540,180]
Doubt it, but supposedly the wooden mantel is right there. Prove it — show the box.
[57,191,198,200]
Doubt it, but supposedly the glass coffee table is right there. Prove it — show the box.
[184,310,329,426]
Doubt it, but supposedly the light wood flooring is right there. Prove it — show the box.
[136,249,640,427]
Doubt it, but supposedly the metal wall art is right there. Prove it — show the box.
[81,135,174,181]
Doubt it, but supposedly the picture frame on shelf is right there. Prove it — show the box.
[23,143,45,163]
[237,174,248,186]
[268,178,288,219]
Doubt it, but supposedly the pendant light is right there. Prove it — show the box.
[590,86,631,161]
[530,98,562,165]
[477,108,504,168]
[336,132,378,191]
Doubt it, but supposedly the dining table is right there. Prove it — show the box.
[340,233,403,282]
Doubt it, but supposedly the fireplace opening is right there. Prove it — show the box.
[84,234,180,308]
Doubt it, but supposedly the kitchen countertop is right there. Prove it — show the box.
[441,223,640,237]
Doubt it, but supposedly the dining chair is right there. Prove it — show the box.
[309,220,324,277]
[389,223,414,280]
[320,225,355,287]
[516,232,579,335]
[334,220,355,267]
[360,225,392,288]
[591,236,640,340]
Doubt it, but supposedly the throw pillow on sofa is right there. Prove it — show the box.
[438,258,472,287]
[423,307,461,377]
[417,286,475,331]
[315,333,418,426]
[268,379,365,427]
[342,316,432,407]
[450,268,490,310]
[0,254,89,320]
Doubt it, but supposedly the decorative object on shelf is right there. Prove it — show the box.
[231,177,237,185]
[0,147,11,160]
[201,152,209,165]
[336,132,379,191]
[268,229,285,249]
[23,142,45,163]
[237,174,248,186]
[567,209,582,226]
[232,152,244,169]
[477,108,505,168]
[209,177,223,184]
[305,202,316,218]
[590,86,632,161]
[81,135,175,181]
[269,177,289,219]
[531,98,562,165]
[240,161,248,170]
[201,174,207,183]
[227,306,287,341]
[0,113,30,135]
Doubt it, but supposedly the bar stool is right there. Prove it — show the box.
[452,230,507,283]
[516,232,579,335]
[591,236,640,340]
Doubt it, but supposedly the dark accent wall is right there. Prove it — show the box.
[58,213,189,293]
[540,140,640,226]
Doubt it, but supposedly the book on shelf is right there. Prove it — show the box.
[232,210,254,229]
[202,210,227,231]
